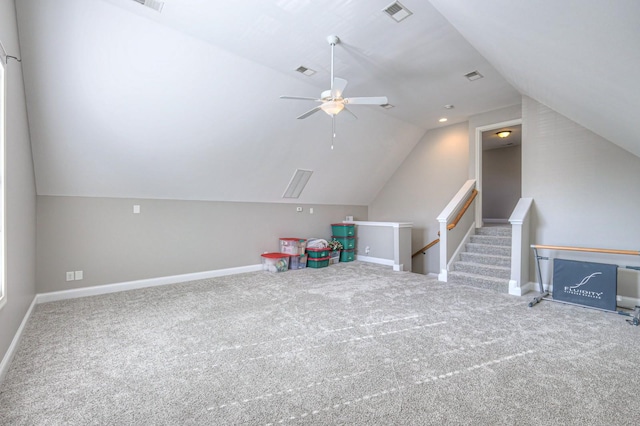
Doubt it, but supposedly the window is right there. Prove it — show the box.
[0,53,5,309]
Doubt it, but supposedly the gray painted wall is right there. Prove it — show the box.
[522,96,640,299]
[368,122,469,275]
[0,0,38,368]
[36,196,367,293]
[482,145,521,220]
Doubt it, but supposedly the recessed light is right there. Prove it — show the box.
[444,104,454,109]
[380,103,395,109]
[439,118,448,123]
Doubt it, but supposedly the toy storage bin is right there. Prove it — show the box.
[329,250,340,264]
[306,247,330,258]
[279,238,307,255]
[340,249,355,262]
[261,253,290,272]
[332,236,356,250]
[289,254,308,270]
[307,256,330,268]
[331,223,355,237]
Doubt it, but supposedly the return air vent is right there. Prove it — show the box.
[464,70,484,81]
[132,0,164,12]
[295,66,316,76]
[383,2,413,23]
[283,169,313,199]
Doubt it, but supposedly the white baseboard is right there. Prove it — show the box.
[36,264,263,304]
[0,296,37,383]
[616,296,640,310]
[509,280,536,296]
[356,255,394,267]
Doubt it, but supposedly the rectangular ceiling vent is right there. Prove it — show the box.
[464,70,484,81]
[295,66,316,76]
[132,0,164,13]
[383,2,413,23]
[283,169,313,199]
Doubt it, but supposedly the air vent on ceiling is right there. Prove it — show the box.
[464,70,484,81]
[383,2,413,23]
[295,66,316,76]
[283,169,313,199]
[380,103,395,109]
[132,0,164,13]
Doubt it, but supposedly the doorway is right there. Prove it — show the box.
[474,120,522,227]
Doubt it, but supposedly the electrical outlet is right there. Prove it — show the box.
[133,205,141,214]
[74,270,83,280]
[365,246,370,254]
[310,208,314,214]
[66,271,75,281]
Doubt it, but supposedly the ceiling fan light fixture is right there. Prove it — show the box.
[320,101,344,116]
[496,130,512,138]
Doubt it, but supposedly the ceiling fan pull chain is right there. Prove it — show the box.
[331,116,336,150]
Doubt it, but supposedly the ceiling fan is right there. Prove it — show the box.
[280,35,388,148]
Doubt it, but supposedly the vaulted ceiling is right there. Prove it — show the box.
[14,0,639,205]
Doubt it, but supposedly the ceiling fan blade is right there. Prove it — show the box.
[344,96,388,105]
[341,107,358,121]
[297,106,322,119]
[280,95,320,101]
[331,78,348,99]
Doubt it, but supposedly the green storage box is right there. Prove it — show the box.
[307,256,330,268]
[340,249,355,262]
[306,247,330,258]
[331,223,355,237]
[332,236,356,250]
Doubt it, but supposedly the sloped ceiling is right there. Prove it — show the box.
[429,0,640,158]
[15,0,522,205]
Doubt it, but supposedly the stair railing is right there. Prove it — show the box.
[411,188,478,258]
[436,180,477,281]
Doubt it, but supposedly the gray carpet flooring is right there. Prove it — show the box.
[1,262,639,425]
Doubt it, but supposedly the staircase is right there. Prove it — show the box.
[448,226,512,293]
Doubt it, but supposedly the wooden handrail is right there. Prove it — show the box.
[412,238,440,257]
[531,244,640,256]
[411,188,478,258]
[446,189,478,231]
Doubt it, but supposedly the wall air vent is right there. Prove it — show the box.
[132,0,164,13]
[295,66,316,76]
[283,169,313,199]
[383,2,413,23]
[464,70,484,81]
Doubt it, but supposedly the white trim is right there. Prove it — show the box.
[356,255,394,267]
[510,280,535,296]
[36,264,263,304]
[0,296,37,383]
[345,221,413,228]
[436,180,476,223]
[617,296,640,310]
[474,118,522,227]
[446,221,476,272]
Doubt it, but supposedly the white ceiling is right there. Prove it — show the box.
[14,0,638,205]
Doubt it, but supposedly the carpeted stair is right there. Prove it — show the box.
[448,226,512,293]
